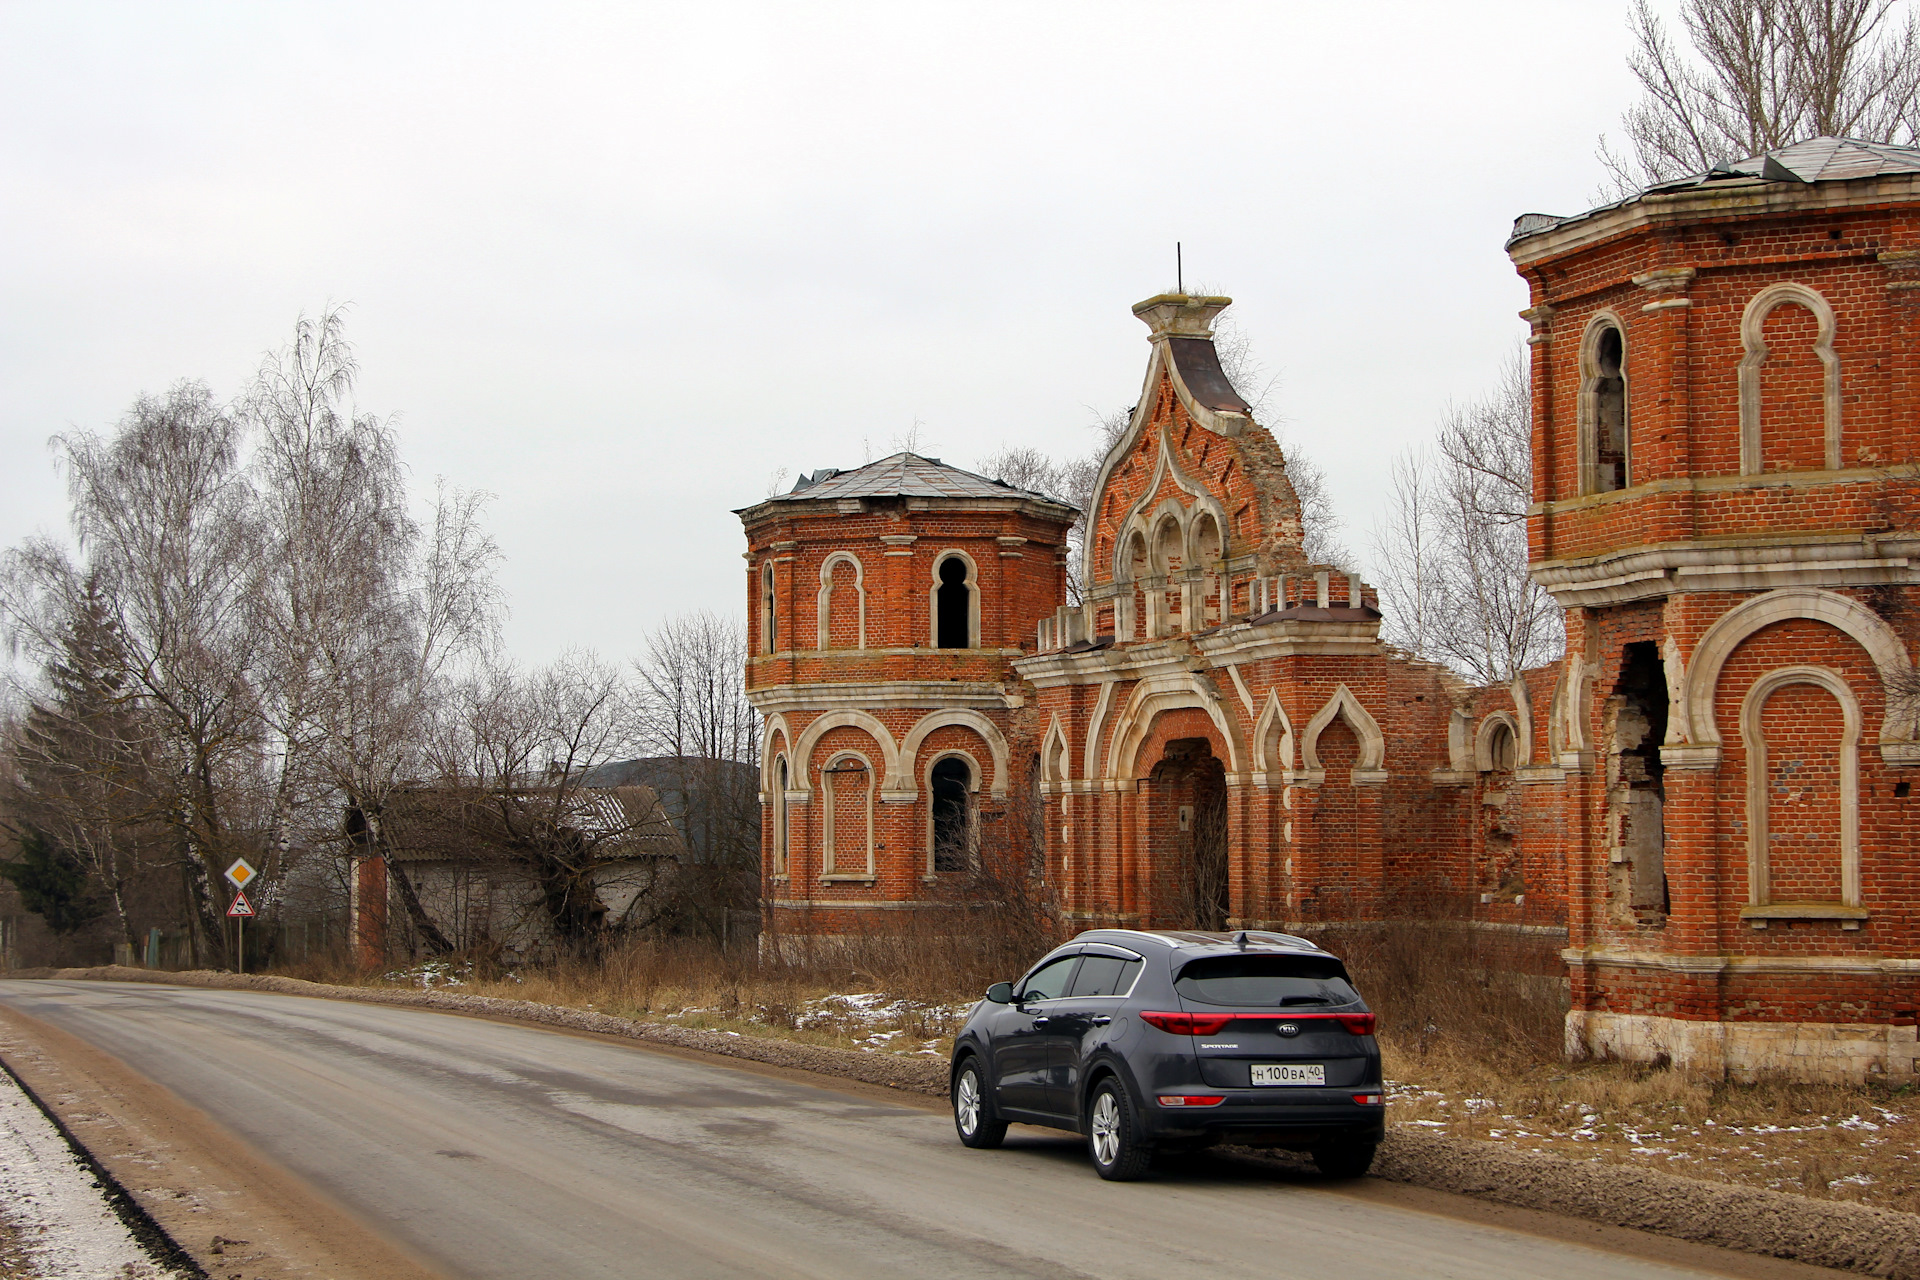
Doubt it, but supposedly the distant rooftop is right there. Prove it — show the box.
[1509,136,1920,246]
[763,452,1076,508]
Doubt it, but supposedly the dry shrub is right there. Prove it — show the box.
[1300,891,1568,1072]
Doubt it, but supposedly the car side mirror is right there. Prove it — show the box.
[985,982,1014,1004]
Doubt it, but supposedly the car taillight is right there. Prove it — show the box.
[1139,1011,1234,1035]
[1334,1013,1377,1036]
[1352,1093,1383,1106]
[1157,1095,1226,1107]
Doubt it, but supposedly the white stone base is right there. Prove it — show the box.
[1568,1010,1920,1083]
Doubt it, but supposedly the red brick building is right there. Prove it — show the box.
[742,137,1920,1082]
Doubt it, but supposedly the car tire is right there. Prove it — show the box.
[952,1059,1007,1149]
[1086,1078,1151,1181]
[1311,1142,1377,1179]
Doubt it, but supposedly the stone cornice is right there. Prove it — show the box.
[1507,172,1920,268]
[746,681,1016,712]
[1563,946,1920,976]
[1531,531,1920,607]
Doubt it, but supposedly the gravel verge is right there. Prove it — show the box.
[12,965,1919,1277]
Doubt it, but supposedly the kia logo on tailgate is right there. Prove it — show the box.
[1277,1022,1300,1037]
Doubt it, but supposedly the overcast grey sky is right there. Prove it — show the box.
[2,2,1645,665]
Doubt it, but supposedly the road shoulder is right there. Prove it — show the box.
[0,1002,441,1280]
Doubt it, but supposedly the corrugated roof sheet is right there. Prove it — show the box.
[769,452,1075,507]
[1509,136,1920,247]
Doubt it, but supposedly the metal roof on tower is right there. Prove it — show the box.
[763,452,1077,508]
[1509,135,1920,247]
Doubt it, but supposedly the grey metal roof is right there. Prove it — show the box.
[768,452,1075,508]
[1509,136,1920,247]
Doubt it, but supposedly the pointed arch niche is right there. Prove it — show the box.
[1300,685,1388,786]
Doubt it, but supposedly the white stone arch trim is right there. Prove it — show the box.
[1740,665,1861,908]
[1103,672,1246,779]
[1508,675,1535,766]
[1739,282,1841,475]
[1578,308,1631,495]
[1082,681,1119,780]
[897,708,1009,799]
[1679,588,1914,752]
[815,551,867,650]
[1039,714,1072,792]
[759,713,793,797]
[1301,684,1387,779]
[927,548,982,648]
[1475,710,1522,772]
[1251,689,1295,784]
[791,711,900,800]
[819,747,876,877]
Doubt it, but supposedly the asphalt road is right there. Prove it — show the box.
[0,981,1778,1280]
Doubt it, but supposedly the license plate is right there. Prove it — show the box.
[1250,1063,1325,1086]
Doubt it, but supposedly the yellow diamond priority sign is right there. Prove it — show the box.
[225,858,256,890]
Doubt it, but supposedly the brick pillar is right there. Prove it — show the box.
[1285,780,1320,922]
[354,854,387,970]
[1631,267,1696,539]
[1886,251,1920,442]
[1225,780,1252,927]
[1354,780,1387,917]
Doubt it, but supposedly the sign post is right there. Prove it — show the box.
[225,860,258,975]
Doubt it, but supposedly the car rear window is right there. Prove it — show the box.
[1174,954,1359,1007]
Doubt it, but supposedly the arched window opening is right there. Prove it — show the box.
[1594,326,1627,492]
[773,756,789,874]
[761,563,777,653]
[931,756,972,872]
[1485,723,1516,772]
[936,556,971,649]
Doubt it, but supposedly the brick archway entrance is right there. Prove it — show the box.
[1144,738,1228,929]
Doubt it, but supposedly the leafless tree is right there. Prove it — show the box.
[1372,353,1563,683]
[1601,0,1920,196]
[631,611,761,946]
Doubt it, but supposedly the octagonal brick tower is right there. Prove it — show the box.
[736,454,1077,938]
[1510,137,1920,1080]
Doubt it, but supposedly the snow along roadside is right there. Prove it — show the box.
[17,965,1920,1278]
[0,1054,197,1279]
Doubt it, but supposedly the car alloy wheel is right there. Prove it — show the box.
[1086,1079,1150,1180]
[952,1060,1006,1149]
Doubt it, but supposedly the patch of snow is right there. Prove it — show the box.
[0,1069,174,1277]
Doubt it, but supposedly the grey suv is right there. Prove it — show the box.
[949,929,1384,1180]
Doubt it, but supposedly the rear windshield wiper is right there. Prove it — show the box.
[1276,996,1334,1006]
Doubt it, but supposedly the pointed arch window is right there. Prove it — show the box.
[761,563,778,654]
[1582,321,1629,494]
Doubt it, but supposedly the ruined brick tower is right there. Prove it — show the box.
[736,456,1076,935]
[1511,137,1920,1080]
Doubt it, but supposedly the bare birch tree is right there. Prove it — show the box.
[1372,353,1562,683]
[631,611,761,945]
[1601,0,1920,195]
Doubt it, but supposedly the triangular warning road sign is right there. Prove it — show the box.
[227,891,254,918]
